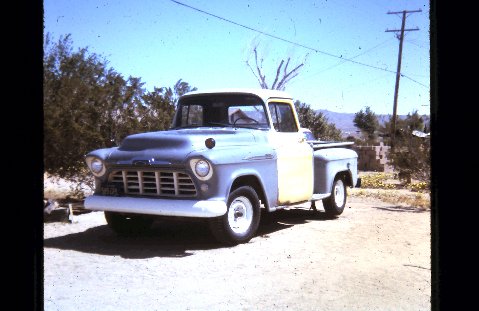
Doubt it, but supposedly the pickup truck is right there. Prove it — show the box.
[84,89,360,245]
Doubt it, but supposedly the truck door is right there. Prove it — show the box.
[268,100,314,204]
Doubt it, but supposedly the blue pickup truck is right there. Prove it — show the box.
[84,89,360,245]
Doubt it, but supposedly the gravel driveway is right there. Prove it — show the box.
[43,196,430,311]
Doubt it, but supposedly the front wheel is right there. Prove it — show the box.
[209,186,261,245]
[322,177,347,216]
[104,211,154,236]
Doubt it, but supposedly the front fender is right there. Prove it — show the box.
[186,143,277,202]
[216,159,278,209]
[85,147,117,161]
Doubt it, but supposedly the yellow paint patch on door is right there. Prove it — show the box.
[276,140,314,204]
[266,98,314,204]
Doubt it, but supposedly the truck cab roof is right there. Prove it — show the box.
[182,88,293,103]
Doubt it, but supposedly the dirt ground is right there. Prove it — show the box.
[43,195,431,311]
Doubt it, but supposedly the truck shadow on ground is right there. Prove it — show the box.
[43,208,335,259]
[371,205,428,213]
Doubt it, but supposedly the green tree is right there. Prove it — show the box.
[43,33,196,196]
[382,110,430,183]
[294,101,343,141]
[44,33,121,178]
[139,80,197,133]
[380,110,427,144]
[353,106,379,141]
[164,79,198,106]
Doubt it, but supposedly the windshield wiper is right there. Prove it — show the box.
[232,125,269,130]
[171,123,269,130]
[205,122,233,127]
[170,125,203,129]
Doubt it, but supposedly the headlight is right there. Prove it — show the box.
[86,156,106,177]
[91,158,104,173]
[189,158,213,180]
[195,160,210,177]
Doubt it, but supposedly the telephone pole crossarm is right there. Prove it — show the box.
[386,28,419,32]
[387,9,422,15]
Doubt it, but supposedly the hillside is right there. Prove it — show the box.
[317,109,430,138]
[316,110,358,137]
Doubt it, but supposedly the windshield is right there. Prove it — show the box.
[173,93,270,130]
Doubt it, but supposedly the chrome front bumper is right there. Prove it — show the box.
[84,195,227,218]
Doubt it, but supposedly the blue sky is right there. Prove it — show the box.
[44,0,430,115]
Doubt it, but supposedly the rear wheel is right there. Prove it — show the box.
[104,212,154,236]
[209,186,261,245]
[323,177,347,216]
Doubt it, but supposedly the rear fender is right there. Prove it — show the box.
[313,148,358,194]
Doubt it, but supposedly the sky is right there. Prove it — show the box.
[44,0,430,115]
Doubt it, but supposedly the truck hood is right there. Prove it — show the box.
[105,128,260,165]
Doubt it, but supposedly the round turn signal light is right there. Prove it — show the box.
[205,138,215,149]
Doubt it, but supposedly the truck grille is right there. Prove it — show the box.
[108,170,197,197]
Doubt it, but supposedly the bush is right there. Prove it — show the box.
[381,111,430,183]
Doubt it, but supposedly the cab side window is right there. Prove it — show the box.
[181,104,203,126]
[268,102,298,132]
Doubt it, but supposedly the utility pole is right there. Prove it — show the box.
[386,9,421,148]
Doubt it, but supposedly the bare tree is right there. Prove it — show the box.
[246,43,307,90]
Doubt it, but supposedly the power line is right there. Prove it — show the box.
[341,72,391,93]
[300,38,396,80]
[404,38,428,50]
[401,74,428,88]
[168,0,427,88]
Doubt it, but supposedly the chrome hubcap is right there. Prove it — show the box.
[228,196,253,234]
[334,180,345,207]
